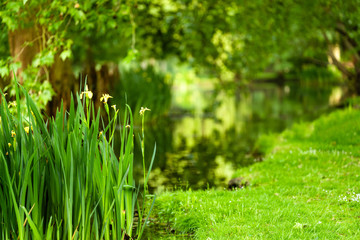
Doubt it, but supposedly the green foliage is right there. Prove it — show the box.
[0,83,155,239]
[2,0,360,115]
[133,0,360,89]
[3,78,55,116]
[0,0,135,109]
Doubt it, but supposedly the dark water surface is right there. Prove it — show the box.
[131,80,337,193]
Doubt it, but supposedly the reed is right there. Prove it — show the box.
[0,82,155,239]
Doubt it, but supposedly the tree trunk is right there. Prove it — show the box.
[8,26,120,116]
[8,26,76,115]
[84,61,119,110]
[354,74,360,95]
[353,57,360,95]
[48,54,75,116]
[8,27,41,83]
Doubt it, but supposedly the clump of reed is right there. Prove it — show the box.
[0,82,155,239]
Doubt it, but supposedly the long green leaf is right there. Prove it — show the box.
[21,206,42,240]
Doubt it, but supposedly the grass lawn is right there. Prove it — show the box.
[151,108,360,239]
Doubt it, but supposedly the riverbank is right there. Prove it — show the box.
[151,108,360,239]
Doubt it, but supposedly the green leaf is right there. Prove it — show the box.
[60,50,72,61]
[41,51,55,66]
[21,206,43,240]
[7,2,21,12]
[73,9,86,23]
[0,15,17,30]
[0,66,9,77]
[32,51,55,67]
[123,49,138,63]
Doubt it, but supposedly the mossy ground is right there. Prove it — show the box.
[150,108,360,239]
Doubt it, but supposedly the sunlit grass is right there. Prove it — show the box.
[0,82,155,239]
[153,108,360,239]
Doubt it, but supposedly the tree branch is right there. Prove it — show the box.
[322,30,354,78]
[335,22,360,61]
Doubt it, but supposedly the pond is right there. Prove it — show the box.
[130,79,338,193]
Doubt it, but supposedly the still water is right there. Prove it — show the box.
[130,79,337,193]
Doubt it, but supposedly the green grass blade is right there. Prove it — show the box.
[21,206,42,240]
[138,195,157,240]
[145,143,156,186]
[0,152,24,240]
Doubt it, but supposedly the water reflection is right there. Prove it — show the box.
[130,80,334,192]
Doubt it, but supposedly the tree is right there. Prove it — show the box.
[0,0,134,114]
[2,0,360,115]
[134,0,360,95]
